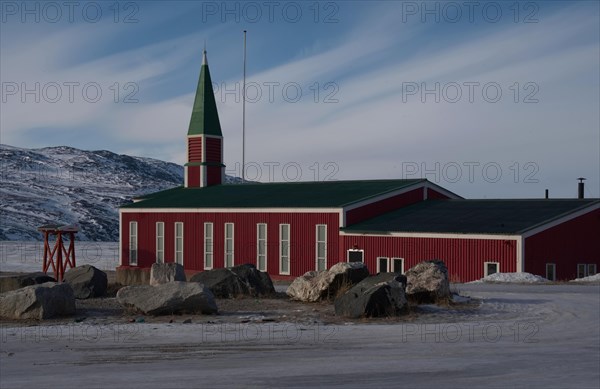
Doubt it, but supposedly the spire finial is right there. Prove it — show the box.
[202,43,207,65]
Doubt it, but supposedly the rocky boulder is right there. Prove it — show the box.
[0,282,76,320]
[230,264,275,296]
[117,282,218,315]
[64,265,107,299]
[190,264,275,298]
[334,273,408,318]
[287,262,370,302]
[0,272,56,293]
[405,260,451,304]
[150,263,186,286]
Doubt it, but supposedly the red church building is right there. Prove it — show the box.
[119,51,600,282]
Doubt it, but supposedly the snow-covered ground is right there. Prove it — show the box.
[0,241,119,273]
[571,273,600,283]
[1,284,599,387]
[470,272,549,284]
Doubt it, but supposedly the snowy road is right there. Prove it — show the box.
[1,283,598,388]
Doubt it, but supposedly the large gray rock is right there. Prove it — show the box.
[190,264,275,298]
[64,265,107,299]
[405,260,451,304]
[230,264,275,296]
[150,263,186,286]
[117,282,218,315]
[0,272,56,293]
[0,282,76,320]
[287,262,370,302]
[334,273,408,318]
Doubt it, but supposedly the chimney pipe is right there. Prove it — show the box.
[577,177,586,199]
[545,189,549,199]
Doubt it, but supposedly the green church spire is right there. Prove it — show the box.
[187,50,222,136]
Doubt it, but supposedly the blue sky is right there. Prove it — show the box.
[1,0,599,198]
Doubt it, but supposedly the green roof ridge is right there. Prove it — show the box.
[188,50,222,136]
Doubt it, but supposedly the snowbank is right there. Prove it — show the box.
[570,274,600,283]
[470,272,549,284]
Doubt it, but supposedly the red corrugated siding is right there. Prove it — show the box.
[188,138,202,162]
[525,208,600,280]
[121,212,340,276]
[340,234,517,282]
[206,166,222,186]
[205,138,221,163]
[187,166,200,187]
[345,188,424,225]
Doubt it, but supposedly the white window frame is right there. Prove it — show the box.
[346,249,364,263]
[578,263,597,278]
[391,257,405,274]
[204,222,213,270]
[279,224,290,275]
[545,263,556,281]
[155,222,164,263]
[257,223,267,272]
[577,263,587,278]
[316,224,327,271]
[225,223,234,268]
[129,221,138,266]
[174,222,184,265]
[376,257,389,273]
[484,261,500,277]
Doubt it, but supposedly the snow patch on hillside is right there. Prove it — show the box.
[0,144,242,241]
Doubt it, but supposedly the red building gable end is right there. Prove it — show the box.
[345,188,424,226]
[524,207,600,280]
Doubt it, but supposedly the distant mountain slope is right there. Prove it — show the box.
[0,144,240,241]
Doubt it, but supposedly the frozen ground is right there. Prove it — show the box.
[1,283,599,388]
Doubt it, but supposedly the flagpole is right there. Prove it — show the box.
[242,30,247,183]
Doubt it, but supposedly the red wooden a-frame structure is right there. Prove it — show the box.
[38,225,79,282]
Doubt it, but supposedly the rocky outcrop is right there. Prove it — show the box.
[116,282,218,315]
[0,272,56,293]
[286,262,370,302]
[150,263,186,286]
[334,273,407,318]
[63,265,107,299]
[405,260,451,304]
[190,264,275,298]
[0,282,76,320]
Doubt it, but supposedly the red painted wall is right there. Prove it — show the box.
[345,188,424,226]
[206,166,222,186]
[205,138,221,163]
[525,208,600,280]
[188,138,202,162]
[121,211,340,276]
[187,166,200,187]
[428,188,452,200]
[340,234,517,282]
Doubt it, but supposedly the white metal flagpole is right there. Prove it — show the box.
[242,30,247,183]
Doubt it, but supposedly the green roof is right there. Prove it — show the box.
[122,179,426,209]
[187,50,222,136]
[342,199,600,235]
